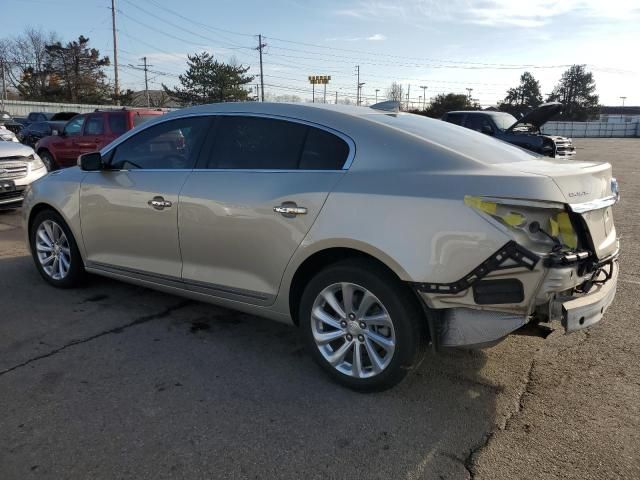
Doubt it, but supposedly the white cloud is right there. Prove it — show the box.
[333,0,640,28]
[325,33,387,42]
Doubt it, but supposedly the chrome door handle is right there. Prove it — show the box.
[148,196,172,210]
[274,205,307,216]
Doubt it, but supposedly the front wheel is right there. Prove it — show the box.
[30,210,85,288]
[38,150,57,171]
[300,259,424,392]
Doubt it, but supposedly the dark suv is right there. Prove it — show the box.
[35,108,165,170]
[442,102,575,158]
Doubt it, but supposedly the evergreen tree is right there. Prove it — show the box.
[44,35,111,103]
[547,65,599,120]
[499,72,543,117]
[163,52,254,105]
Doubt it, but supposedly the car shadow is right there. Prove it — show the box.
[0,254,507,479]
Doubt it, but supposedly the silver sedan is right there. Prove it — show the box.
[23,102,619,390]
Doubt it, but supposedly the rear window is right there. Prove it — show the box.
[366,112,539,164]
[133,113,161,127]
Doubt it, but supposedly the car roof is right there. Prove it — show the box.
[164,102,393,122]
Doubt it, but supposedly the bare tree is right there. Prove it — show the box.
[386,82,404,103]
[1,27,59,100]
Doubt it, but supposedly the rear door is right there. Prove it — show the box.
[178,115,352,304]
[80,116,212,278]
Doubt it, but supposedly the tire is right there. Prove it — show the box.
[30,209,85,288]
[39,150,57,171]
[299,259,424,392]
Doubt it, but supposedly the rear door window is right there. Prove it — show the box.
[84,115,105,135]
[108,113,128,135]
[209,116,307,170]
[299,127,350,170]
[204,116,350,170]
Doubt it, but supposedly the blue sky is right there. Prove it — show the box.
[4,0,639,106]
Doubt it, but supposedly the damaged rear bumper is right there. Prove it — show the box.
[414,241,619,349]
[550,261,618,333]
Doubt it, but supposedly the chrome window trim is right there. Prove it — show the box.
[569,195,618,213]
[100,111,356,172]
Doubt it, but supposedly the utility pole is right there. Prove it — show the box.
[111,0,120,105]
[375,89,379,103]
[620,96,627,120]
[257,34,266,102]
[323,82,327,104]
[466,88,473,101]
[420,85,427,110]
[138,56,151,107]
[358,82,365,106]
[335,91,338,104]
[406,84,410,110]
[356,65,360,105]
[0,60,6,112]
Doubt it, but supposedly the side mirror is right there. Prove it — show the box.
[79,152,103,171]
[51,129,59,136]
[481,124,494,135]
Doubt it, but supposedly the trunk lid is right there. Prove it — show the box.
[500,158,617,258]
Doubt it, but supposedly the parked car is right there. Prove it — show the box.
[18,120,67,148]
[25,112,54,124]
[0,125,20,142]
[442,102,576,158]
[34,108,164,170]
[23,102,619,391]
[0,142,48,209]
[0,111,23,135]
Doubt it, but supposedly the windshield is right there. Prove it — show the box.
[488,112,518,130]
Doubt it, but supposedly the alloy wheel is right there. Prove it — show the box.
[310,282,396,378]
[35,220,71,280]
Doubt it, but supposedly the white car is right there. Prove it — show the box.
[0,142,48,209]
[0,125,20,143]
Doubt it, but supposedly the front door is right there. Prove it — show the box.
[179,115,352,304]
[74,113,105,155]
[80,116,212,279]
[56,115,85,166]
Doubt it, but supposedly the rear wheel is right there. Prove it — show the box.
[300,259,424,391]
[30,210,84,288]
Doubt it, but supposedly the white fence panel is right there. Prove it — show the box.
[542,121,639,138]
[1,99,128,116]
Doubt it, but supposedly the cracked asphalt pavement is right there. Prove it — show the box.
[1,139,638,479]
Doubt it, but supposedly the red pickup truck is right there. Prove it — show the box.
[35,108,165,170]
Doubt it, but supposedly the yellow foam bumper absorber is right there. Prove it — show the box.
[557,212,578,249]
[464,196,497,215]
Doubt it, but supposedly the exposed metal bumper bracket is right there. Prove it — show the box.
[415,241,539,295]
[551,261,618,333]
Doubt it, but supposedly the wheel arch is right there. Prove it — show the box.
[287,244,413,326]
